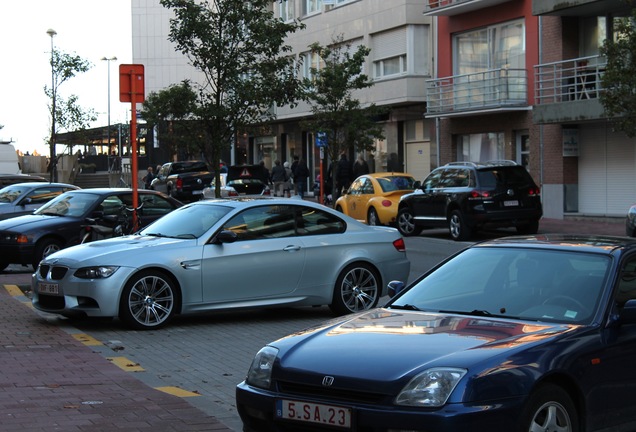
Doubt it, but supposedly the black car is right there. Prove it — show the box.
[237,235,636,432]
[0,188,183,271]
[227,164,271,196]
[397,161,543,240]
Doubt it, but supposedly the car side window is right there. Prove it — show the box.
[361,178,374,194]
[222,205,296,241]
[139,194,176,216]
[617,258,636,307]
[297,206,346,235]
[26,187,64,205]
[101,195,126,216]
[349,178,363,195]
[423,170,443,190]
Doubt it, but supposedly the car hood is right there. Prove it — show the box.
[0,213,71,230]
[272,308,579,387]
[41,235,192,266]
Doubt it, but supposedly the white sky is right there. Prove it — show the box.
[0,0,133,156]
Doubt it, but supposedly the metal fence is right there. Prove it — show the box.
[534,55,606,105]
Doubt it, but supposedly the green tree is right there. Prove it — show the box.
[141,80,200,160]
[600,7,636,137]
[160,0,305,197]
[45,48,97,180]
[301,35,386,198]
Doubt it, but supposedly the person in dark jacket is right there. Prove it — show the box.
[270,160,286,196]
[335,153,352,202]
[352,154,370,178]
[293,158,310,198]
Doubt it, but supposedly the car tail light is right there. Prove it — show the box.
[393,238,406,252]
[176,178,183,190]
[229,190,239,197]
[528,187,541,196]
[382,200,392,207]
[469,190,491,199]
[263,188,271,196]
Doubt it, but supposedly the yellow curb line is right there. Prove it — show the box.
[106,356,145,372]
[72,333,104,346]
[155,386,201,397]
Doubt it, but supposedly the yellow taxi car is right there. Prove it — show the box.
[335,172,417,226]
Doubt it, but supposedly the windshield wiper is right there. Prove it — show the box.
[38,211,63,216]
[390,304,421,311]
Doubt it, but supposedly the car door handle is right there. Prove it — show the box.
[283,245,301,252]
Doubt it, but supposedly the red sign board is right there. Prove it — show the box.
[119,64,145,103]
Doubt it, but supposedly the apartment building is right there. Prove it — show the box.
[131,0,436,191]
[533,0,634,219]
[426,0,634,219]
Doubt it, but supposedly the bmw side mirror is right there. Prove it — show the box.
[213,230,238,244]
[388,280,406,298]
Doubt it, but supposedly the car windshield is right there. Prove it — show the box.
[140,203,231,238]
[0,185,27,203]
[34,192,98,217]
[391,247,610,325]
[376,176,416,192]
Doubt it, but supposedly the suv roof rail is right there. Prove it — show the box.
[444,161,479,167]
[484,160,518,166]
[445,160,519,168]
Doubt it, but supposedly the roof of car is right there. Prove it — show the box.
[444,160,519,169]
[2,182,79,189]
[366,172,415,178]
[475,234,636,255]
[197,196,326,209]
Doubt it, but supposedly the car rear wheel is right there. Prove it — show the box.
[517,219,540,235]
[33,238,63,268]
[449,210,472,241]
[367,208,380,226]
[119,270,178,330]
[397,208,422,237]
[520,384,579,432]
[330,262,380,315]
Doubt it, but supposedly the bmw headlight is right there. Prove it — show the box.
[245,346,278,389]
[395,367,467,407]
[74,266,119,279]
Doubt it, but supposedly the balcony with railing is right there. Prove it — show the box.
[423,0,514,16]
[425,68,528,117]
[533,55,606,124]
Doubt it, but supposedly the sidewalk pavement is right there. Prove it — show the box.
[0,216,627,431]
[0,275,233,431]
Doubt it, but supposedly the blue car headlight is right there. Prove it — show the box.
[74,266,119,279]
[395,367,467,407]
[245,346,278,389]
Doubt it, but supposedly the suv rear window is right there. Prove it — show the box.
[477,167,534,189]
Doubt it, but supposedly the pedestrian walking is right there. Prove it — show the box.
[352,154,370,178]
[335,153,352,202]
[283,161,293,197]
[270,160,286,196]
[142,166,155,189]
[293,158,310,198]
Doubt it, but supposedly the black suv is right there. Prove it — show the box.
[396,161,542,240]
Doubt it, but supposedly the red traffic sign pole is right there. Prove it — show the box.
[119,65,145,228]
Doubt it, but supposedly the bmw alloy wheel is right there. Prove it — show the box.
[120,271,177,329]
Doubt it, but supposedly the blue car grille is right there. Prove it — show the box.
[276,380,386,404]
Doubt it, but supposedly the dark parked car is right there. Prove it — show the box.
[0,188,182,271]
[151,161,214,202]
[237,235,636,432]
[0,182,79,221]
[0,173,47,187]
[226,164,271,196]
[396,161,543,240]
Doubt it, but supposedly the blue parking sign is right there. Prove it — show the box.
[316,132,327,147]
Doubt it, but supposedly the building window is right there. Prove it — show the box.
[457,133,505,162]
[372,25,428,79]
[278,0,295,21]
[454,19,525,74]
[304,0,322,15]
[302,51,324,80]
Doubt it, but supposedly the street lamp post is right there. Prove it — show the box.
[46,28,57,182]
[101,56,117,171]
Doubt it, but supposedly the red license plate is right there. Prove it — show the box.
[276,399,351,428]
[38,282,59,294]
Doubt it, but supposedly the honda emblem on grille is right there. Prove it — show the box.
[322,376,335,387]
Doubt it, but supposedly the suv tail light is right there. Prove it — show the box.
[393,238,406,252]
[528,187,541,196]
[176,178,183,190]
